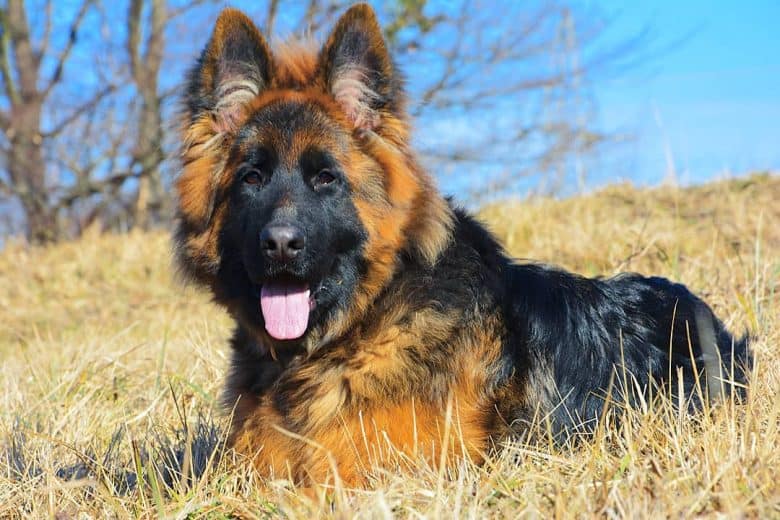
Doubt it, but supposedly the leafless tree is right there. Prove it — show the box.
[0,0,116,242]
[235,0,640,197]
[381,1,640,197]
[127,0,167,229]
[0,0,645,241]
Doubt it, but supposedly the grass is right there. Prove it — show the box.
[1,174,778,518]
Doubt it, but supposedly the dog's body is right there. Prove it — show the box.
[174,4,749,486]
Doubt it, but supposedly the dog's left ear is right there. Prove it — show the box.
[320,3,404,130]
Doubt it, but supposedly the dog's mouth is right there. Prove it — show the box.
[257,276,318,341]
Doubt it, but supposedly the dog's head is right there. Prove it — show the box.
[174,4,452,348]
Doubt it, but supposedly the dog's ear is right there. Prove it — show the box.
[320,3,404,130]
[177,9,271,236]
[185,8,272,133]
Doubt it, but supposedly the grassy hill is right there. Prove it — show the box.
[1,174,778,517]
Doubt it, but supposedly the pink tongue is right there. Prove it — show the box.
[260,281,310,340]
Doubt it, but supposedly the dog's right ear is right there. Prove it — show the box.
[185,8,272,133]
[177,9,271,238]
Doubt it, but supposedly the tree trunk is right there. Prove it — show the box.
[133,86,165,229]
[8,103,56,241]
[4,0,57,242]
[128,0,166,230]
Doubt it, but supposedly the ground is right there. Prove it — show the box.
[1,174,778,518]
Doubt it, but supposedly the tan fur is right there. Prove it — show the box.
[230,309,505,486]
[178,4,474,488]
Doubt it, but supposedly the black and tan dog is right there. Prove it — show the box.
[174,3,750,486]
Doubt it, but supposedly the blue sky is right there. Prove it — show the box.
[36,1,780,194]
[8,0,779,210]
[2,0,777,238]
[593,0,780,187]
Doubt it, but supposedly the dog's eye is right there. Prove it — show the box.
[312,169,336,189]
[242,168,267,186]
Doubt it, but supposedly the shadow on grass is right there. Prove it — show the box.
[3,405,227,501]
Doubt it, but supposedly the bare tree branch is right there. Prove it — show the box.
[41,84,116,139]
[0,8,22,106]
[36,0,54,67]
[146,0,166,71]
[265,0,280,36]
[166,0,215,22]
[41,0,92,98]
[56,169,143,210]
[302,0,318,29]
[127,0,143,83]
[6,0,37,100]
[127,0,168,228]
[0,0,648,239]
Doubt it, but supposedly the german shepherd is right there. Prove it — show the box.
[174,3,750,486]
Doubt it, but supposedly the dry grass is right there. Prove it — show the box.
[1,174,778,518]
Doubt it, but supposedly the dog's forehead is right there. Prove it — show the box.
[237,100,350,165]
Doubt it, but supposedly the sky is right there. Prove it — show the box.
[591,0,780,188]
[24,1,780,195]
[4,0,779,228]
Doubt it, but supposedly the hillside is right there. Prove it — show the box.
[1,174,778,517]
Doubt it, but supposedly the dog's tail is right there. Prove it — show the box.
[694,304,751,402]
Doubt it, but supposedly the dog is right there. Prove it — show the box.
[174,3,750,486]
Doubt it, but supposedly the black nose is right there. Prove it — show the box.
[260,225,305,262]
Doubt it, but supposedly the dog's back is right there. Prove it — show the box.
[499,260,750,438]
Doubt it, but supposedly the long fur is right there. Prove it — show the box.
[174,4,751,487]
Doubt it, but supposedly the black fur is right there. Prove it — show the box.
[224,201,751,441]
[422,208,750,437]
[178,7,752,477]
[217,101,367,342]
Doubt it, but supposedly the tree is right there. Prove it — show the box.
[197,0,630,196]
[127,0,167,229]
[0,0,212,240]
[382,1,631,196]
[0,0,643,241]
[0,0,113,242]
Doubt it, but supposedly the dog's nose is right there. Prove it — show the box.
[260,225,305,262]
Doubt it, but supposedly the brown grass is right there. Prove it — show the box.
[1,174,778,518]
